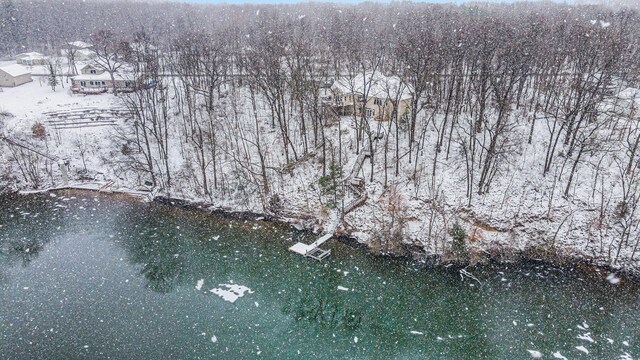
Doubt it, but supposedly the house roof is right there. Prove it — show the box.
[618,87,640,101]
[17,52,44,59]
[80,63,99,71]
[76,49,96,57]
[0,64,31,77]
[332,72,413,101]
[69,41,93,49]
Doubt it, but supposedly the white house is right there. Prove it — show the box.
[0,64,32,87]
[16,52,47,66]
[71,71,135,94]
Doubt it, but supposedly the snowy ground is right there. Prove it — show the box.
[1,79,639,276]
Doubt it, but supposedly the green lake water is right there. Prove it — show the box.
[0,192,638,359]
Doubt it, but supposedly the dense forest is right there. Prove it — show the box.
[2,0,640,272]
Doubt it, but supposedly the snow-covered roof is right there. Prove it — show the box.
[618,87,640,101]
[69,41,93,49]
[72,72,134,81]
[80,63,99,71]
[16,52,44,59]
[0,64,31,77]
[77,49,96,57]
[332,72,413,101]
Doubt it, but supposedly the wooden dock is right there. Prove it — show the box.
[289,233,333,260]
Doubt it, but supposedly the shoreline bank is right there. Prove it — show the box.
[5,185,638,284]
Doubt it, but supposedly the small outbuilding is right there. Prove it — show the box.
[0,64,33,87]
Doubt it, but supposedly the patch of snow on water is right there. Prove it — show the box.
[606,273,621,284]
[620,352,633,360]
[552,351,568,360]
[211,335,217,343]
[337,286,349,291]
[353,336,358,343]
[410,331,424,335]
[526,349,542,358]
[577,332,595,343]
[196,279,204,291]
[210,284,254,303]
[575,345,589,354]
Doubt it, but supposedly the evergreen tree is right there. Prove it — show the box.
[449,222,467,259]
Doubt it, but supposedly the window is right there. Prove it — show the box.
[90,81,94,85]
[366,108,375,117]
[374,97,383,105]
[90,70,96,74]
[358,95,365,102]
[80,81,86,87]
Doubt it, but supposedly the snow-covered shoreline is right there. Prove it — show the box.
[1,80,639,279]
[4,183,638,283]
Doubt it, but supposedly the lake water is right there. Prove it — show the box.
[0,192,638,359]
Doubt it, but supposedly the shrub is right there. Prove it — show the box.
[268,194,283,215]
[318,163,343,209]
[449,221,468,259]
[31,122,46,139]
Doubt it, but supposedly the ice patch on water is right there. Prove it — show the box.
[354,336,358,343]
[606,273,620,284]
[620,352,633,360]
[552,351,568,360]
[410,331,424,335]
[211,335,217,343]
[210,284,254,303]
[196,279,204,291]
[526,349,542,358]
[577,332,596,343]
[622,341,629,346]
[337,286,349,291]
[575,345,589,354]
